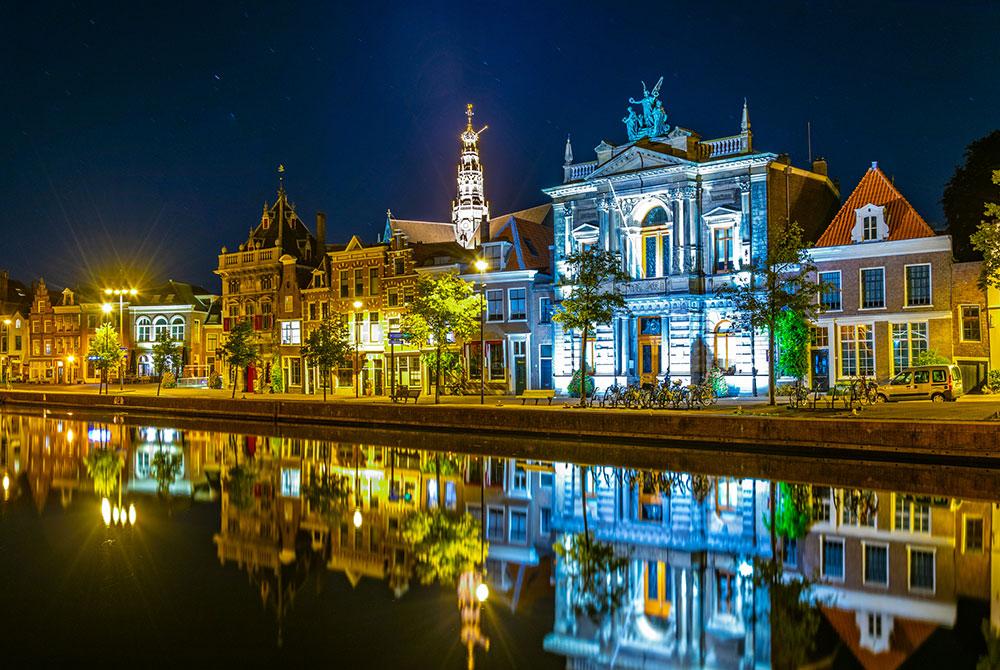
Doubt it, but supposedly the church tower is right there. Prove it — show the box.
[451,103,489,249]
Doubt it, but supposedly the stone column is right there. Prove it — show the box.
[660,316,669,377]
[673,195,685,274]
[678,566,689,658]
[683,187,699,276]
[692,565,703,665]
[739,178,751,270]
[597,199,610,252]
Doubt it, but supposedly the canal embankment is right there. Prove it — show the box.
[2,389,999,466]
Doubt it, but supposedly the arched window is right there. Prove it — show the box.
[245,301,256,317]
[152,316,169,340]
[170,316,185,341]
[138,354,153,377]
[136,316,152,342]
[640,206,671,278]
[714,321,733,372]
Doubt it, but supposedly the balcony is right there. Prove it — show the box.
[218,247,277,270]
[562,161,597,183]
[698,134,750,160]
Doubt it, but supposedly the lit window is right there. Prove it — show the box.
[891,322,928,373]
[894,494,931,533]
[839,325,874,377]
[280,468,301,497]
[961,306,982,342]
[819,271,841,311]
[508,289,526,321]
[280,321,302,345]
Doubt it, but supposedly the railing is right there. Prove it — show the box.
[699,134,749,159]
[219,247,277,269]
[563,161,597,183]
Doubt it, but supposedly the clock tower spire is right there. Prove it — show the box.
[452,103,489,249]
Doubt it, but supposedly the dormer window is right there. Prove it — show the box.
[856,611,892,654]
[482,243,505,272]
[852,204,888,243]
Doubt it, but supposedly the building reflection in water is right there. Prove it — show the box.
[1,409,997,668]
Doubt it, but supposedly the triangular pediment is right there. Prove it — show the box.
[703,205,742,220]
[345,235,365,251]
[587,146,690,180]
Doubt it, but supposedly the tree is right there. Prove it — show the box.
[151,450,182,498]
[754,558,821,670]
[225,464,256,511]
[913,349,951,366]
[775,309,810,381]
[151,329,181,397]
[969,170,1000,288]
[88,323,124,395]
[553,531,629,625]
[300,317,352,401]
[944,131,1000,262]
[552,248,630,406]
[772,482,812,540]
[402,509,484,586]
[402,273,481,404]
[302,471,351,523]
[84,448,123,497]
[216,319,257,399]
[716,221,824,405]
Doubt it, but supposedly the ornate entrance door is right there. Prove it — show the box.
[638,335,660,386]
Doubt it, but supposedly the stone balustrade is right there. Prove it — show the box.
[219,247,277,268]
[563,161,597,183]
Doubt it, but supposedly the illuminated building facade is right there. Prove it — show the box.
[0,270,31,382]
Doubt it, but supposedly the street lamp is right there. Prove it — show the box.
[103,288,138,391]
[352,300,363,398]
[2,318,9,386]
[352,445,363,528]
[474,259,488,405]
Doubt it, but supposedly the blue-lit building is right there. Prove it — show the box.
[545,82,839,395]
[544,465,773,668]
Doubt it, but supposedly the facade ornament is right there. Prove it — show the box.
[623,76,670,141]
[596,198,610,213]
[738,177,751,193]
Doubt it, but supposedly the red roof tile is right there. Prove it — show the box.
[815,165,936,247]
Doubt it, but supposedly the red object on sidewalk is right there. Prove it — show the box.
[246,364,256,393]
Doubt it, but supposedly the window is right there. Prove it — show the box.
[308,303,317,321]
[539,507,552,536]
[860,268,885,309]
[822,537,845,581]
[339,271,349,298]
[484,244,503,272]
[863,215,878,241]
[810,326,829,348]
[169,316,185,341]
[136,317,152,342]
[840,325,875,377]
[863,543,889,586]
[819,271,842,311]
[207,334,217,353]
[509,509,528,544]
[487,507,504,541]
[641,229,671,277]
[288,357,302,386]
[714,321,733,370]
[813,487,833,523]
[388,290,399,307]
[354,268,364,296]
[909,547,935,592]
[261,275,273,290]
[715,477,740,512]
[964,516,984,553]
[486,290,503,322]
[894,495,931,533]
[281,320,302,345]
[369,267,380,295]
[716,571,736,615]
[539,297,552,324]
[508,289,526,321]
[228,279,240,294]
[283,295,293,314]
[394,258,405,276]
[512,463,528,493]
[487,341,505,380]
[905,264,931,306]
[891,322,928,373]
[961,305,982,342]
[280,468,301,497]
[368,312,381,342]
[713,227,734,272]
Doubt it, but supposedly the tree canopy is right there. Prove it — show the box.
[553,531,629,623]
[944,130,1000,262]
[84,448,123,498]
[302,471,351,524]
[969,169,1000,289]
[401,272,481,403]
[402,509,484,586]
[217,319,258,398]
[552,248,629,405]
[300,317,353,400]
[88,323,124,395]
[151,329,181,396]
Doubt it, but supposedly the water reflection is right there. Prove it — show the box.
[0,408,994,668]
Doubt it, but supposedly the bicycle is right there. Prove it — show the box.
[601,381,627,408]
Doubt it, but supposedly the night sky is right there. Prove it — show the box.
[4,1,999,291]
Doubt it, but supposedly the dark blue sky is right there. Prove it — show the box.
[4,1,999,290]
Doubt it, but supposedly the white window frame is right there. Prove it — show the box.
[507,288,527,322]
[486,506,505,542]
[963,514,984,554]
[859,267,886,310]
[538,297,552,324]
[861,541,890,588]
[508,508,528,545]
[818,270,842,312]
[903,263,933,308]
[280,320,302,345]
[539,506,552,536]
[907,545,936,594]
[821,535,846,583]
[959,304,983,342]
[486,289,504,322]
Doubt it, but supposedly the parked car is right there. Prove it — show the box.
[876,365,964,402]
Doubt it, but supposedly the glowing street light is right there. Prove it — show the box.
[475,581,489,603]
[104,287,139,390]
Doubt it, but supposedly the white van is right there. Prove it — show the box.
[877,365,964,402]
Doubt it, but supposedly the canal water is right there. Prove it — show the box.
[0,408,994,668]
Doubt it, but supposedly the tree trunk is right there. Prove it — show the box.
[323,368,327,401]
[434,344,442,404]
[435,455,442,511]
[769,479,777,666]
[157,372,162,397]
[768,324,776,406]
[580,465,590,550]
[578,327,589,407]
[232,366,239,399]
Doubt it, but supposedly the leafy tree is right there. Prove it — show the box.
[755,558,821,670]
[217,319,258,398]
[84,448,122,497]
[421,350,465,394]
[88,323,124,395]
[402,273,481,404]
[151,329,181,396]
[716,221,824,405]
[775,309,810,381]
[269,355,283,393]
[553,248,629,406]
[913,349,951,366]
[772,482,812,540]
[151,449,183,498]
[402,509,484,586]
[969,170,1000,288]
[225,464,256,511]
[302,471,351,524]
[944,131,1000,262]
[300,317,353,401]
[553,532,629,624]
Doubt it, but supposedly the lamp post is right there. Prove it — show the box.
[474,259,488,404]
[352,444,363,529]
[352,300,363,398]
[1,318,9,385]
[104,287,138,391]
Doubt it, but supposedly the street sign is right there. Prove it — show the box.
[387,332,407,343]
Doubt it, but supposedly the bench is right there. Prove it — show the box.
[518,389,556,406]
[392,387,421,404]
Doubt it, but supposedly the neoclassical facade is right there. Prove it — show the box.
[545,85,839,395]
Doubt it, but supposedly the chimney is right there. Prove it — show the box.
[315,212,327,253]
[811,157,828,177]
